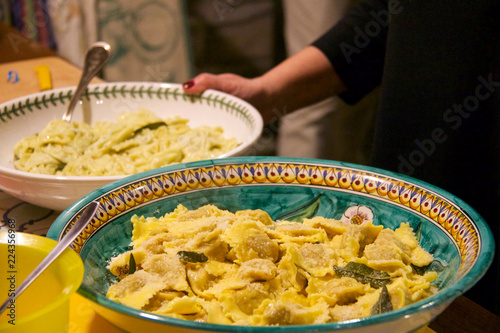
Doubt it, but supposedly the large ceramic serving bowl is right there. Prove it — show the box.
[0,82,263,211]
[47,157,494,333]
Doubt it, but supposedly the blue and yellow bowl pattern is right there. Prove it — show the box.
[48,157,494,333]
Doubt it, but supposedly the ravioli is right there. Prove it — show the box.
[106,204,439,326]
[13,109,238,176]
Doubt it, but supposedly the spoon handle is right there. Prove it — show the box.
[0,202,99,315]
[62,42,111,122]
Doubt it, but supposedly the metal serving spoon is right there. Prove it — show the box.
[0,201,100,315]
[61,42,111,123]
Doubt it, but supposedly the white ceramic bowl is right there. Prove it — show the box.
[0,82,263,211]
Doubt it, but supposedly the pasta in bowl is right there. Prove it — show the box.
[47,157,494,333]
[0,82,262,210]
[105,204,439,326]
[13,109,238,176]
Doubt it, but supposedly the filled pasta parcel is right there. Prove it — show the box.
[106,204,439,326]
[13,109,238,176]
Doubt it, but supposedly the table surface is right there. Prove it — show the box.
[0,21,498,333]
[0,56,103,103]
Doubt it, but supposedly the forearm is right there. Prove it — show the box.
[182,45,348,125]
[255,0,389,120]
[254,46,347,123]
[313,0,389,104]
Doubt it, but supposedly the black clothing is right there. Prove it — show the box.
[313,0,500,314]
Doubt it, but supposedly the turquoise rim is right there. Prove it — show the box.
[47,156,495,331]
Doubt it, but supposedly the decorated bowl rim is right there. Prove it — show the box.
[47,156,495,331]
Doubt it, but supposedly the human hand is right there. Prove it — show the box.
[182,73,276,124]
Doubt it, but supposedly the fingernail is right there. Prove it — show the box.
[183,80,194,89]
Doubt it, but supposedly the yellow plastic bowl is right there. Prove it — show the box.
[0,231,84,333]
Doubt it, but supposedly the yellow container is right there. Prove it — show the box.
[0,232,84,333]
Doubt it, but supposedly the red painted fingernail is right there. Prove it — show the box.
[183,80,195,89]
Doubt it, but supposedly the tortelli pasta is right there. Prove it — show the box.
[13,109,238,176]
[106,205,438,326]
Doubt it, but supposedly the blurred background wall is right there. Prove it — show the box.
[0,0,284,83]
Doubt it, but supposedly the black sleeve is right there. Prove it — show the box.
[312,0,389,104]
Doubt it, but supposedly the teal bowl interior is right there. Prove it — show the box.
[47,157,494,332]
